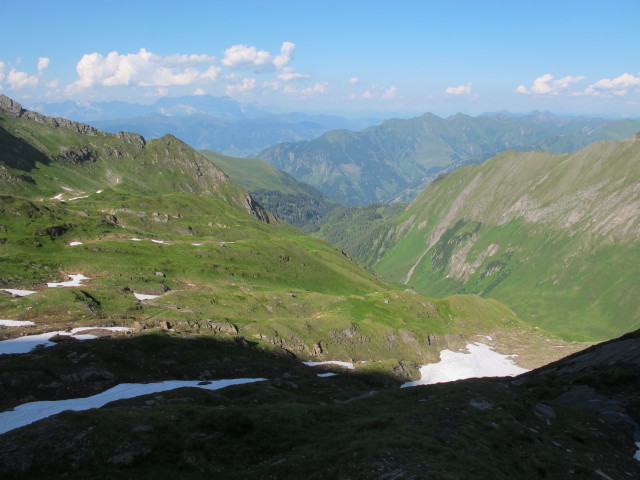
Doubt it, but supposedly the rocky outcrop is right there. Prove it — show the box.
[116,131,146,149]
[56,145,97,165]
[243,193,276,224]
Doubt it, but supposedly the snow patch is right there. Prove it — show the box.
[0,326,132,355]
[0,320,36,327]
[70,326,132,334]
[68,196,89,201]
[401,343,529,387]
[303,361,355,370]
[68,241,83,246]
[96,190,102,194]
[51,193,63,200]
[47,274,90,288]
[130,238,142,241]
[134,293,160,301]
[151,239,166,244]
[0,378,267,434]
[2,289,37,296]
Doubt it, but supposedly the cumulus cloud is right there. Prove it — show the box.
[273,42,295,70]
[348,76,359,84]
[516,73,585,95]
[7,68,39,89]
[67,48,219,93]
[37,57,50,72]
[444,83,472,95]
[517,72,640,97]
[222,41,295,72]
[582,73,640,96]
[193,87,206,95]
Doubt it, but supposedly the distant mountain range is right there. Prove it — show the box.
[26,95,377,157]
[259,111,640,205]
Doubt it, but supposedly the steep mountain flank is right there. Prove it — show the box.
[259,112,640,205]
[200,149,337,230]
[375,136,640,340]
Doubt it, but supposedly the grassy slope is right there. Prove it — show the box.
[375,136,640,340]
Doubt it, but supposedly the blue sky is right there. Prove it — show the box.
[1,0,639,117]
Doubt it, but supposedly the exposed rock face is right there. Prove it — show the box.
[116,131,146,149]
[244,193,276,224]
[0,95,22,116]
[56,145,97,164]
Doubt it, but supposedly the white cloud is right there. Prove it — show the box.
[225,77,257,96]
[349,84,396,100]
[348,76,359,84]
[37,57,50,72]
[273,41,295,70]
[221,41,295,72]
[518,72,640,97]
[444,83,472,95]
[516,74,585,95]
[67,48,219,93]
[193,87,206,95]
[277,67,311,82]
[0,61,5,82]
[283,82,328,99]
[7,68,39,89]
[381,85,397,99]
[582,73,640,97]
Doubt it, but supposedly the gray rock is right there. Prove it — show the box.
[534,403,556,422]
[469,399,493,410]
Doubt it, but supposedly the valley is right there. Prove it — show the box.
[0,93,639,479]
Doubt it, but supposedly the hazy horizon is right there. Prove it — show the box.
[2,0,639,118]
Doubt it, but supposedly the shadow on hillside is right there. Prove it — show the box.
[0,332,401,411]
[0,124,51,171]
